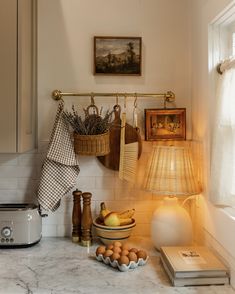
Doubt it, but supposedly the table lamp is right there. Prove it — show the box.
[144,144,201,250]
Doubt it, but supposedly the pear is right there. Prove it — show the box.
[104,212,120,227]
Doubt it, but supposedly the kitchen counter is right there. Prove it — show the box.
[0,237,234,294]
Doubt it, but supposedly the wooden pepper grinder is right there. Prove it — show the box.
[72,189,82,243]
[81,192,93,247]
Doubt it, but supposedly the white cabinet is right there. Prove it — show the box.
[0,0,36,153]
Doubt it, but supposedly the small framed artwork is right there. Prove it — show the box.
[145,108,186,141]
[94,36,142,75]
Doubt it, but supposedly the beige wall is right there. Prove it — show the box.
[0,0,192,238]
[36,0,192,237]
[38,0,192,141]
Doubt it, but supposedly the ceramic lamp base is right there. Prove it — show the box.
[151,197,193,250]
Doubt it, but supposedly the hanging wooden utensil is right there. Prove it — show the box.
[132,93,142,158]
[97,104,142,171]
[119,112,138,183]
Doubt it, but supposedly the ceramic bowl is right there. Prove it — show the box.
[93,217,136,245]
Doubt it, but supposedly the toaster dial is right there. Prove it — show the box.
[1,226,12,238]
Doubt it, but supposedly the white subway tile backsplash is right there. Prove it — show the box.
[79,164,114,177]
[0,141,161,237]
[0,154,18,166]
[0,166,36,178]
[76,176,96,190]
[132,224,150,237]
[18,178,39,190]
[18,153,39,166]
[0,189,35,203]
[42,213,58,225]
[0,178,18,189]
[134,211,153,224]
[37,140,49,153]
[42,224,57,237]
[42,211,72,225]
[114,188,152,201]
[114,176,135,190]
[56,199,73,213]
[36,153,47,166]
[89,189,115,201]
[95,176,115,189]
[134,200,159,212]
[76,155,96,166]
[57,224,72,237]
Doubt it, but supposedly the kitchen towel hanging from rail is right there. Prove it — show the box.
[37,101,80,211]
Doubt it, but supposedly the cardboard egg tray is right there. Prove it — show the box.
[96,254,149,272]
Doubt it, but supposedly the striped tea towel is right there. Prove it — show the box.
[37,102,80,211]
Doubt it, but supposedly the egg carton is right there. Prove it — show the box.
[96,254,149,272]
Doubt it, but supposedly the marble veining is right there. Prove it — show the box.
[0,237,234,294]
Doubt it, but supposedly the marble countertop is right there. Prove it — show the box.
[0,237,234,294]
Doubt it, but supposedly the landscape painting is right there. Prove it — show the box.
[94,36,142,75]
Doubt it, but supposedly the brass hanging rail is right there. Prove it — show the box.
[51,89,175,103]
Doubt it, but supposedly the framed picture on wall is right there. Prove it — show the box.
[94,36,142,75]
[145,108,186,141]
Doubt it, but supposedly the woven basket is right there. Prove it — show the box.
[74,131,110,156]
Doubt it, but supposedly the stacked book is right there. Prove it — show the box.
[160,246,229,287]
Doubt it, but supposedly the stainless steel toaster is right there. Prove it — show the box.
[0,203,42,248]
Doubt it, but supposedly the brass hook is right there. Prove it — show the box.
[124,93,127,109]
[134,93,138,108]
[133,93,138,128]
[164,95,167,109]
[90,92,95,106]
[116,93,119,106]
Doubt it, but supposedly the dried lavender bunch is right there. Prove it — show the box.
[63,105,114,135]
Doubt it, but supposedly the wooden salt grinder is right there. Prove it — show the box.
[72,189,82,243]
[81,192,92,247]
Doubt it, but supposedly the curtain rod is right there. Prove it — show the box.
[51,89,175,103]
[217,63,223,74]
[217,57,235,74]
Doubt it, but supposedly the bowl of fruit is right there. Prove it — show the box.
[93,202,136,245]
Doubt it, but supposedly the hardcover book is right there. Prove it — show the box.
[160,246,229,286]
[160,256,229,287]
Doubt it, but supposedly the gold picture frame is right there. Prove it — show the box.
[94,36,142,75]
[145,108,186,141]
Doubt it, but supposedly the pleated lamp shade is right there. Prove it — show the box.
[144,145,201,250]
[144,145,201,196]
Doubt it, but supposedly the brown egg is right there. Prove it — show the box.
[113,241,122,247]
[122,243,130,251]
[120,249,129,256]
[118,255,130,265]
[129,247,138,254]
[113,246,122,254]
[103,249,113,258]
[110,252,121,262]
[96,246,106,256]
[106,244,114,250]
[128,252,138,262]
[137,250,147,260]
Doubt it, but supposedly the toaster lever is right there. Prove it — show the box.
[38,205,48,218]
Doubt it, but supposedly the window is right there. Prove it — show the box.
[209,12,235,207]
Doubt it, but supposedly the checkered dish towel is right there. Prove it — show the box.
[37,102,80,211]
